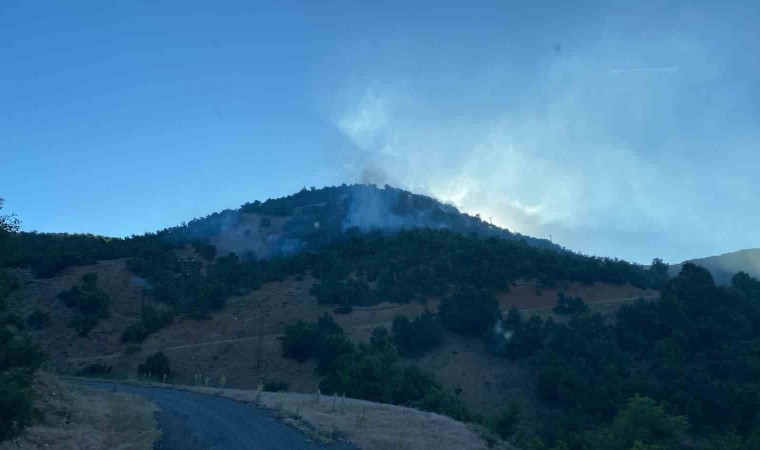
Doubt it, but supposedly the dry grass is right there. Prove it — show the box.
[0,373,160,450]
[182,385,516,450]
[8,258,655,419]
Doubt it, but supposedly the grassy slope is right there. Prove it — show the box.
[0,372,159,450]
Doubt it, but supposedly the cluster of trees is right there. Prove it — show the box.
[306,229,669,308]
[491,264,760,449]
[0,198,45,443]
[120,305,174,343]
[552,293,589,315]
[391,311,444,357]
[125,250,306,325]
[281,314,471,421]
[58,273,110,337]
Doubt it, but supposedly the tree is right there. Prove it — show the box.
[493,400,521,439]
[593,395,688,450]
[439,286,499,335]
[138,351,170,379]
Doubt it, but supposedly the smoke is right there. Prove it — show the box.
[131,275,150,290]
[493,320,514,342]
[342,184,452,232]
[329,11,760,264]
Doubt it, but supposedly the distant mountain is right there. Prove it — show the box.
[160,184,561,259]
[670,248,760,284]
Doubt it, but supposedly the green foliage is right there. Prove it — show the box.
[282,317,470,421]
[491,400,521,439]
[503,263,760,447]
[121,305,174,343]
[281,320,318,362]
[192,241,217,260]
[58,273,110,337]
[439,286,499,335]
[0,199,45,443]
[59,273,110,316]
[552,293,589,315]
[263,380,289,392]
[0,368,35,442]
[705,426,760,450]
[26,309,50,329]
[392,312,444,357]
[590,395,688,450]
[138,351,170,379]
[77,363,113,377]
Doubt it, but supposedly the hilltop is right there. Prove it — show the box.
[670,247,760,284]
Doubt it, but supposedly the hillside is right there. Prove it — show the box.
[6,258,655,417]
[4,186,760,449]
[670,247,760,284]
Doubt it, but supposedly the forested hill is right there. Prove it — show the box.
[2,184,560,277]
[670,247,760,285]
[159,183,561,256]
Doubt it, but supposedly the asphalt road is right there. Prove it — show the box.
[79,381,356,450]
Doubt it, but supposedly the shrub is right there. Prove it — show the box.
[492,401,521,439]
[26,309,50,329]
[77,363,112,377]
[70,314,98,337]
[138,351,170,379]
[281,320,318,362]
[553,293,589,315]
[392,312,444,357]
[0,369,35,442]
[121,306,174,343]
[439,286,499,335]
[263,380,288,392]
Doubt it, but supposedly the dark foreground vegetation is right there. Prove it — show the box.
[0,199,45,442]
[498,264,760,449]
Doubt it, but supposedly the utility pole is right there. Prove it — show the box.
[255,298,266,379]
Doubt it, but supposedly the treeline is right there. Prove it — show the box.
[1,231,177,278]
[307,229,669,308]
[488,264,760,449]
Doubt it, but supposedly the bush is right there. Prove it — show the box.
[392,312,444,357]
[263,380,288,392]
[59,273,110,337]
[70,314,98,337]
[0,369,35,442]
[77,363,112,377]
[121,306,174,343]
[58,273,110,318]
[492,401,521,439]
[125,344,142,355]
[26,309,50,329]
[439,286,499,336]
[553,293,589,315]
[138,351,170,379]
[281,320,318,362]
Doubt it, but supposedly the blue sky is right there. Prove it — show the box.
[2,1,759,264]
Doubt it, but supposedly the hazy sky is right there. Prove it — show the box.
[2,1,759,264]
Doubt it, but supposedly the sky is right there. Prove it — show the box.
[2,0,759,264]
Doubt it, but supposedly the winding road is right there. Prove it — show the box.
[78,381,356,450]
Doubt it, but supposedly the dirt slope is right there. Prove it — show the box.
[7,259,656,418]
